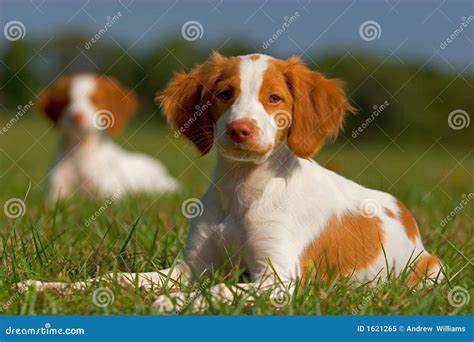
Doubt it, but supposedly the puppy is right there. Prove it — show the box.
[39,74,180,201]
[22,55,442,312]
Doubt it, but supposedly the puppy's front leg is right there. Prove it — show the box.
[18,264,190,293]
[151,280,294,312]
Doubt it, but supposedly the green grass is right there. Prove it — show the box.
[0,115,472,315]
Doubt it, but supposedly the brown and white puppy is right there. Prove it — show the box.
[152,53,443,310]
[21,55,442,312]
[39,74,180,201]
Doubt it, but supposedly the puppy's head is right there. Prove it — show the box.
[159,53,352,162]
[38,75,137,137]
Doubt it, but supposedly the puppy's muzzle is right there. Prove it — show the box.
[226,119,255,143]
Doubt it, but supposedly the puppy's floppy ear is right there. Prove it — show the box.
[37,76,72,124]
[158,53,224,155]
[282,56,354,158]
[92,77,138,135]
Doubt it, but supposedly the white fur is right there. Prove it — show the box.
[152,54,442,309]
[215,54,277,163]
[24,55,441,312]
[47,76,180,201]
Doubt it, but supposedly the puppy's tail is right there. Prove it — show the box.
[407,253,444,288]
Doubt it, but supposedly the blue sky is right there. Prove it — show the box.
[1,0,473,73]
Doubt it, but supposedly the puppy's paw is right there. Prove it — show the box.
[151,290,211,313]
[16,280,45,292]
[151,292,186,313]
[16,280,70,292]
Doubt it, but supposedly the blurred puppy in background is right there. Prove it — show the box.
[39,74,180,202]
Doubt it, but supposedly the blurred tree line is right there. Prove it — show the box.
[0,33,472,145]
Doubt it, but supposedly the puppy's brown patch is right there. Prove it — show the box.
[91,77,137,135]
[37,76,72,123]
[300,212,384,279]
[407,254,441,287]
[385,208,396,219]
[159,53,240,154]
[395,200,419,242]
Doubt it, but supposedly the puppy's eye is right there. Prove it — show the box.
[269,94,281,104]
[218,90,232,101]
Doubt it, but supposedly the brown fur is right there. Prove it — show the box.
[37,76,72,123]
[299,212,384,279]
[37,75,137,135]
[407,254,441,287]
[396,200,420,242]
[91,77,138,135]
[273,56,354,158]
[385,208,396,218]
[158,52,240,155]
[259,62,294,145]
[159,54,353,157]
